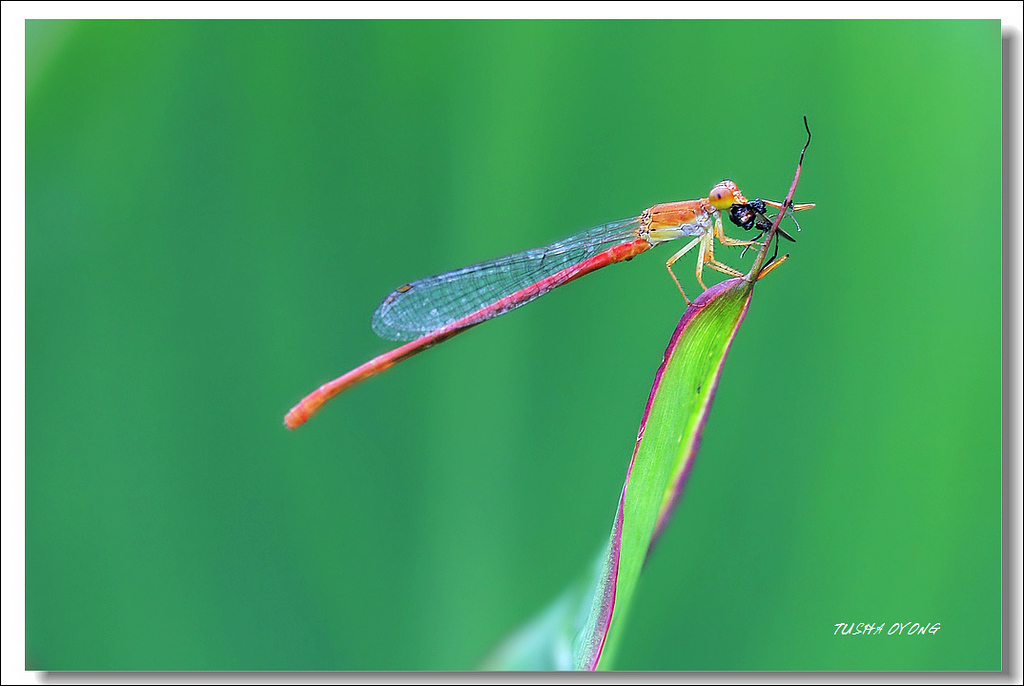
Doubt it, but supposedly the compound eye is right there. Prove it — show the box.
[708,180,741,210]
[708,180,749,209]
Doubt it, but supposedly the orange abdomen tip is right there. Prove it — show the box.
[284,390,327,429]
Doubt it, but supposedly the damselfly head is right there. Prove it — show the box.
[707,180,748,210]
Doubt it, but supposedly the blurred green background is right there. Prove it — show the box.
[25,20,1002,671]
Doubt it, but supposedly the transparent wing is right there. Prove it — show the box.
[372,217,643,341]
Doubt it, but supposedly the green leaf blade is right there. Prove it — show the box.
[598,276,754,668]
[483,276,755,671]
